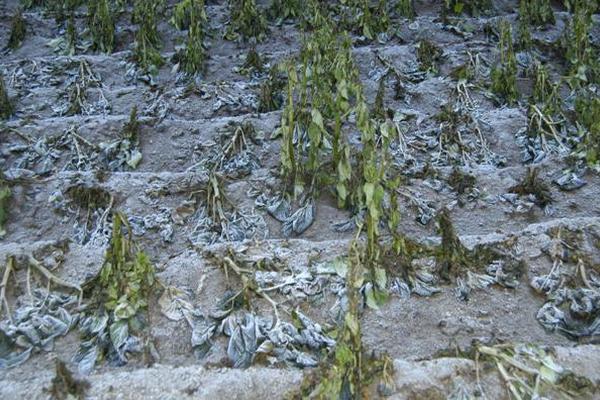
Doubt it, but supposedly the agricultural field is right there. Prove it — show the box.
[1,0,600,398]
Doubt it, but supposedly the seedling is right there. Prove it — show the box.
[88,0,115,54]
[225,0,268,42]
[0,75,14,120]
[417,40,443,73]
[76,212,156,373]
[509,167,553,207]
[490,20,518,105]
[132,0,165,72]
[396,0,415,19]
[7,8,26,50]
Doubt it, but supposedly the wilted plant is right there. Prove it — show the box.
[225,0,268,42]
[132,0,165,72]
[173,0,208,74]
[0,75,14,120]
[509,167,553,207]
[417,39,443,73]
[7,8,26,50]
[436,208,470,281]
[88,0,115,54]
[279,20,360,201]
[490,20,518,105]
[293,237,394,398]
[75,212,156,373]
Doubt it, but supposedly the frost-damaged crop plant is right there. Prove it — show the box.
[279,18,361,204]
[441,0,492,18]
[0,172,11,238]
[0,75,14,120]
[293,237,394,398]
[340,0,390,41]
[225,0,268,42]
[562,0,599,85]
[75,212,156,374]
[88,0,115,53]
[132,0,165,72]
[7,8,26,50]
[417,39,443,73]
[491,20,518,105]
[519,0,555,27]
[574,91,600,167]
[396,0,415,19]
[268,0,302,23]
[172,0,208,74]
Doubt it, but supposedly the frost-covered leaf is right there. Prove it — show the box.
[191,316,217,359]
[74,341,99,375]
[266,196,291,222]
[0,347,32,369]
[159,286,194,321]
[282,200,315,237]
[227,313,261,368]
[109,320,129,351]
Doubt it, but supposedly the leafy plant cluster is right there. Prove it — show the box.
[396,0,415,19]
[519,0,555,27]
[293,238,394,399]
[574,91,600,167]
[268,0,302,23]
[490,20,518,105]
[7,8,27,50]
[132,0,166,72]
[278,17,360,203]
[225,0,268,42]
[561,0,599,85]
[171,0,208,74]
[88,0,115,54]
[75,212,156,373]
[339,0,390,41]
